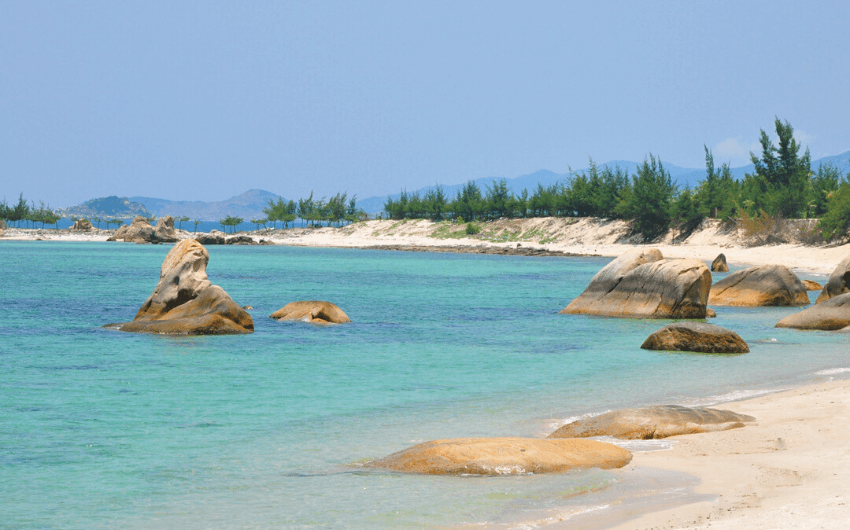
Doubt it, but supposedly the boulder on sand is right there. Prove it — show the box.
[641,322,749,354]
[107,216,154,243]
[270,301,351,324]
[365,437,632,475]
[776,292,850,331]
[548,405,755,440]
[70,219,93,231]
[559,248,711,319]
[226,235,257,245]
[195,230,226,245]
[153,215,178,242]
[710,253,729,272]
[708,265,809,307]
[105,239,253,334]
[815,255,850,303]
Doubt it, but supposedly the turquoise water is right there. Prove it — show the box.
[1,242,847,529]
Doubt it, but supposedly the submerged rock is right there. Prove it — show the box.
[560,248,711,319]
[776,292,850,330]
[548,405,755,440]
[708,265,809,307]
[816,255,850,303]
[270,301,351,324]
[802,280,823,291]
[366,437,632,475]
[105,239,253,334]
[641,322,748,353]
[711,253,729,272]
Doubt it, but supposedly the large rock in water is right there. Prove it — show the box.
[776,292,850,330]
[548,405,755,440]
[559,248,711,318]
[107,216,154,243]
[708,265,809,307]
[815,255,850,303]
[365,437,632,475]
[105,239,253,334]
[270,301,351,324]
[641,322,749,354]
[711,253,729,272]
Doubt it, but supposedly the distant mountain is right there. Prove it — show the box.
[59,196,152,219]
[129,189,284,221]
[355,151,850,213]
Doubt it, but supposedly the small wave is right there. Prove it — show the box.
[546,410,612,432]
[683,386,793,407]
[594,436,677,453]
[501,504,611,529]
[815,367,850,376]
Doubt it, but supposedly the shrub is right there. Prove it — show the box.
[465,222,481,235]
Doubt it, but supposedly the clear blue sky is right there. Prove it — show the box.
[2,1,849,207]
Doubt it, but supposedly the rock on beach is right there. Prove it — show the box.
[548,405,756,440]
[711,253,729,272]
[105,239,253,334]
[560,248,711,319]
[708,265,809,307]
[641,322,749,354]
[366,437,632,475]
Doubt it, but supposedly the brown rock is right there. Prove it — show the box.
[641,322,748,353]
[706,308,717,318]
[70,219,93,231]
[560,248,711,319]
[105,240,253,335]
[776,292,850,330]
[548,405,755,440]
[270,301,351,324]
[710,253,729,272]
[195,231,226,245]
[366,437,632,475]
[708,265,809,307]
[106,216,154,242]
[154,215,178,242]
[801,279,823,291]
[226,235,257,245]
[815,255,850,303]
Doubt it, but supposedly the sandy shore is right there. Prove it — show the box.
[5,217,846,275]
[599,377,850,530]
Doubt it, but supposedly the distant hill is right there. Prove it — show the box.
[129,189,284,221]
[59,196,151,219]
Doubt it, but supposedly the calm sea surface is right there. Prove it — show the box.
[1,242,846,529]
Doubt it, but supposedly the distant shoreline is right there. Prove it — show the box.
[3,217,848,275]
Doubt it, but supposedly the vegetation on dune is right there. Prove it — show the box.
[382,118,850,242]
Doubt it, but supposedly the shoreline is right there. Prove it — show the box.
[596,376,850,530]
[3,217,849,274]
[5,219,850,528]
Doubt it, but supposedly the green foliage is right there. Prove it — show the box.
[617,155,675,240]
[671,187,706,235]
[747,118,811,218]
[219,215,244,233]
[465,222,481,235]
[817,183,850,240]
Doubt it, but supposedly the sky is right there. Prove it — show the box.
[2,0,849,207]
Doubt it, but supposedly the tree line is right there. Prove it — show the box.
[0,194,62,228]
[383,118,850,241]
[260,192,363,229]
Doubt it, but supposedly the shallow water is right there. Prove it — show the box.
[1,242,846,529]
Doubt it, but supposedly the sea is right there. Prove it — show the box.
[1,241,847,530]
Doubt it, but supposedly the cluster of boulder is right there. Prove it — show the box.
[107,216,179,244]
[364,402,756,475]
[105,239,351,335]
